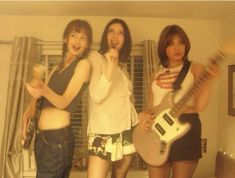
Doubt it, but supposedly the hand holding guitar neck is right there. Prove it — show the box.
[206,39,235,79]
[205,53,224,79]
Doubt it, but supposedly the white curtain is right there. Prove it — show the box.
[0,37,41,178]
[142,40,160,107]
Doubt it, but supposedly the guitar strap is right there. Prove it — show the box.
[173,60,191,91]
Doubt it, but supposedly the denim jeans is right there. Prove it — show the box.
[34,125,74,178]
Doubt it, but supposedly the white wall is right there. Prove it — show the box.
[0,15,221,178]
[218,16,235,158]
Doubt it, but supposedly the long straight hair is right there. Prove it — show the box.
[99,18,132,63]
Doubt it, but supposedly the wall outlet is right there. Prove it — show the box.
[201,138,207,153]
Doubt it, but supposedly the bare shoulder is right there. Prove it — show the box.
[75,58,91,72]
[79,58,90,66]
[88,50,100,57]
[87,50,102,63]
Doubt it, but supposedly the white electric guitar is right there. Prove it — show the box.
[133,51,227,166]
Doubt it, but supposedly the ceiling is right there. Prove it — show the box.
[0,1,235,20]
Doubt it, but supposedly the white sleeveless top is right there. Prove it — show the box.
[152,63,194,107]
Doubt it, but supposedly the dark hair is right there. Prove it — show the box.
[60,19,92,66]
[157,24,191,67]
[99,18,132,63]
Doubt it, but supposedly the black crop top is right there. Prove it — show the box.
[42,58,89,115]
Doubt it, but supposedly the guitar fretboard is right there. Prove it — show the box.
[169,51,226,117]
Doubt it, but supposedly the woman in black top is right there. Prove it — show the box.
[22,19,92,178]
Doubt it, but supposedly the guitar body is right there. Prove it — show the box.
[133,92,191,166]
[23,99,42,149]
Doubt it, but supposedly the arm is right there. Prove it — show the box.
[89,51,117,103]
[26,60,90,110]
[191,62,219,112]
[146,72,156,111]
[138,72,156,131]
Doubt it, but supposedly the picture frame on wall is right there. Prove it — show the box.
[228,65,235,116]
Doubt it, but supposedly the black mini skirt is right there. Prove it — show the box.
[168,113,202,161]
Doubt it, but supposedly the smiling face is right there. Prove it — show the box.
[107,23,124,51]
[165,35,186,66]
[65,30,88,59]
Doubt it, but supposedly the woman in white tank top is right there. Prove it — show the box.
[138,24,220,178]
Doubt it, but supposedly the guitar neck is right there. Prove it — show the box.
[169,51,226,117]
[170,70,210,116]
